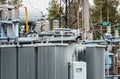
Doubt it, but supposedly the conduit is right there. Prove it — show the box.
[25,7,28,32]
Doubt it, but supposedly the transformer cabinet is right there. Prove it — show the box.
[78,45,105,79]
[0,44,69,79]
[70,62,86,79]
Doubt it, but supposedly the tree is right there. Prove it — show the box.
[5,0,22,6]
[67,1,80,29]
[63,0,81,29]
[47,0,82,29]
[12,0,20,5]
[90,0,120,39]
[47,0,64,29]
[91,0,120,22]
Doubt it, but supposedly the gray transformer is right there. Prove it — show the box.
[0,44,68,79]
[18,45,36,79]
[0,43,105,79]
[78,45,105,79]
[0,45,17,79]
[37,44,68,79]
[0,45,36,79]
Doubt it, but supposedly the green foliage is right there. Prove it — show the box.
[90,0,120,39]
[12,0,19,5]
[65,0,81,29]
[47,0,64,29]
[67,2,79,29]
[91,0,120,23]
[114,26,120,30]
[47,0,81,29]
[48,0,60,20]
[6,0,22,5]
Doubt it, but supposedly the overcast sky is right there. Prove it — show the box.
[22,0,94,15]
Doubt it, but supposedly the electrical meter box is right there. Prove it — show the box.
[70,62,86,79]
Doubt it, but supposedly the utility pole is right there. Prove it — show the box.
[107,0,111,34]
[77,4,80,29]
[82,0,90,40]
[77,0,82,29]
[74,0,77,29]
[100,0,103,40]
[59,0,61,28]
[65,0,68,28]
[68,0,71,28]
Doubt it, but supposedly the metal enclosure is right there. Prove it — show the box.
[77,45,105,79]
[19,7,42,23]
[37,44,68,79]
[70,62,86,79]
[0,45,16,79]
[0,44,68,79]
[18,45,36,79]
[86,45,105,79]
[67,43,105,79]
[0,43,105,79]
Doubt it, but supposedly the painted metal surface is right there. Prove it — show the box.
[86,45,105,79]
[19,7,42,23]
[18,46,35,79]
[0,43,105,79]
[0,44,68,79]
[37,44,68,79]
[0,46,16,79]
[67,44,105,79]
[70,62,86,79]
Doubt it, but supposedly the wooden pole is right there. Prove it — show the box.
[65,0,68,28]
[107,0,111,34]
[82,0,90,40]
[100,0,103,40]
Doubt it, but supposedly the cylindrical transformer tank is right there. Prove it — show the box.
[19,6,42,23]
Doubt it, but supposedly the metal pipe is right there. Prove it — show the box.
[24,7,28,33]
